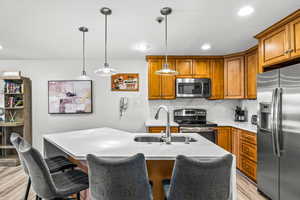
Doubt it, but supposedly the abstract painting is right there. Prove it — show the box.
[48,80,92,114]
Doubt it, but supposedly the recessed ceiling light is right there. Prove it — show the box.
[0,45,3,50]
[134,43,151,52]
[238,6,254,17]
[201,43,211,50]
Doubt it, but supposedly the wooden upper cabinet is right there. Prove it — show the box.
[290,17,300,59]
[245,48,258,99]
[224,56,245,99]
[192,59,210,78]
[255,10,300,70]
[259,25,290,67]
[148,59,162,100]
[161,60,176,99]
[209,59,224,99]
[176,59,193,77]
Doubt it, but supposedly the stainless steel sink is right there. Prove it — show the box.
[134,136,197,143]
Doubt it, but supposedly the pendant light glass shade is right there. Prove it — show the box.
[94,7,117,77]
[94,63,117,76]
[155,7,178,76]
[78,26,91,80]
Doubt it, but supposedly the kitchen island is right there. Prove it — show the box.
[43,127,236,200]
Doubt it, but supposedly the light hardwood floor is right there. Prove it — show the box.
[0,166,267,200]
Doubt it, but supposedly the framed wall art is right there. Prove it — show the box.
[48,80,92,114]
[111,73,139,91]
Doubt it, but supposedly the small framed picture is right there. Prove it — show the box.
[111,73,139,91]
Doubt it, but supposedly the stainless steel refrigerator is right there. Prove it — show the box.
[257,63,300,200]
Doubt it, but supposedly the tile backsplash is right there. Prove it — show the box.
[149,99,241,122]
[241,100,258,121]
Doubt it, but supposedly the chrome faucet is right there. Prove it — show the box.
[155,105,171,144]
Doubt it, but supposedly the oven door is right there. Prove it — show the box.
[180,127,216,143]
[176,78,211,98]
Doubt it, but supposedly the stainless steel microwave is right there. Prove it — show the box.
[176,78,211,98]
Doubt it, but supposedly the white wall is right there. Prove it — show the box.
[0,59,149,151]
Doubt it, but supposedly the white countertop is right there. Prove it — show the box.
[43,127,231,161]
[145,119,179,127]
[216,121,257,133]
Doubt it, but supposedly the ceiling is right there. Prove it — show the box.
[0,0,299,60]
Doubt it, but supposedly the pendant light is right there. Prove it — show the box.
[94,7,117,77]
[155,7,178,76]
[78,26,91,80]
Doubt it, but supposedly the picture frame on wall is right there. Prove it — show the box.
[111,73,139,91]
[48,80,93,114]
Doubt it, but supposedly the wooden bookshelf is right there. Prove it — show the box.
[0,76,32,166]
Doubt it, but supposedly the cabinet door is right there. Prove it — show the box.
[259,25,290,68]
[192,59,210,78]
[216,127,232,152]
[148,127,179,133]
[176,59,193,77]
[209,59,224,99]
[290,17,300,59]
[161,60,176,99]
[224,56,245,99]
[232,128,241,169]
[245,49,258,99]
[148,59,162,100]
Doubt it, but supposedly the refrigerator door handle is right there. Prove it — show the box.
[271,88,279,156]
[274,88,283,157]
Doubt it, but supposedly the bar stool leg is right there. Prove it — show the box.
[24,178,31,200]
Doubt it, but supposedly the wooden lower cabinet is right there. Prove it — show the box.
[240,155,257,181]
[216,127,232,153]
[148,126,179,133]
[217,127,257,181]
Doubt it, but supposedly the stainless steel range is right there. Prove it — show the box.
[173,108,217,143]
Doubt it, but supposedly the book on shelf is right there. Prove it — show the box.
[4,81,23,94]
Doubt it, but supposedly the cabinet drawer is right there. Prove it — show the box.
[148,127,179,133]
[241,131,257,145]
[241,156,257,181]
[240,142,257,162]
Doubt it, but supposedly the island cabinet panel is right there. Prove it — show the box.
[175,59,193,77]
[148,59,162,100]
[192,59,210,78]
[245,48,258,99]
[259,26,290,68]
[161,60,176,99]
[216,127,232,153]
[224,56,245,99]
[209,59,224,100]
[290,17,300,59]
[148,126,179,133]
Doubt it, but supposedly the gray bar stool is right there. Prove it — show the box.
[87,153,153,200]
[163,154,233,200]
[16,134,89,200]
[10,133,77,200]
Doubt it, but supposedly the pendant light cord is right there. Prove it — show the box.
[104,13,108,67]
[164,14,168,68]
[82,31,86,73]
